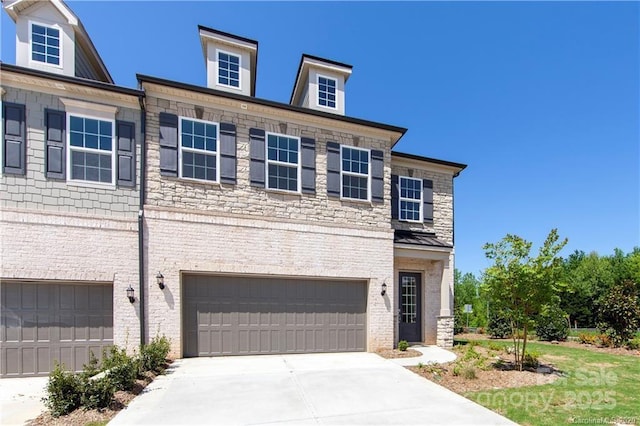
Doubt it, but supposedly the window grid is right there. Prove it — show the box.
[401,276,417,324]
[267,134,299,192]
[341,147,369,200]
[68,115,113,184]
[218,51,240,88]
[318,76,336,108]
[180,118,218,182]
[32,24,60,65]
[399,177,422,222]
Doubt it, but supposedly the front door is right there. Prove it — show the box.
[398,272,421,342]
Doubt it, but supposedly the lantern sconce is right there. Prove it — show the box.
[126,285,135,303]
[381,281,387,297]
[156,272,165,290]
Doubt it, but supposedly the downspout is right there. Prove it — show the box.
[138,94,147,348]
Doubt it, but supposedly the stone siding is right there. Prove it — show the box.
[144,95,393,229]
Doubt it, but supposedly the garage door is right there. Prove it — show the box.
[182,275,367,356]
[1,281,113,377]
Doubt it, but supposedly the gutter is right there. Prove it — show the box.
[137,94,147,347]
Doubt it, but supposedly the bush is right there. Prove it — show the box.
[140,335,171,373]
[578,332,598,345]
[461,366,477,379]
[101,346,138,391]
[81,351,101,379]
[536,305,569,341]
[523,351,540,369]
[487,314,511,339]
[597,280,640,346]
[476,327,485,335]
[626,337,640,350]
[397,340,409,352]
[597,333,613,348]
[43,364,83,417]
[81,376,114,410]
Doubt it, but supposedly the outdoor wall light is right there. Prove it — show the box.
[126,285,135,303]
[156,272,165,290]
[381,282,387,296]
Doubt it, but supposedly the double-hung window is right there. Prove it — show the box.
[31,23,60,66]
[217,50,241,89]
[69,115,115,184]
[317,75,337,109]
[399,176,422,222]
[341,146,369,200]
[179,118,219,182]
[267,133,300,192]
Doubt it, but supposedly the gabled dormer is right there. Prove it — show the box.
[290,54,352,116]
[198,25,258,97]
[3,0,112,83]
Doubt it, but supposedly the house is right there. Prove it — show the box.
[0,0,466,377]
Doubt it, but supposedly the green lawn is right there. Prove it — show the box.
[456,339,639,425]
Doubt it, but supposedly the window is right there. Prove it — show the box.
[31,23,60,66]
[341,146,369,200]
[69,115,114,184]
[217,50,240,88]
[317,75,337,108]
[267,133,300,192]
[180,118,219,182]
[399,177,422,222]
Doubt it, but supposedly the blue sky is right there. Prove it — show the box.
[2,1,638,276]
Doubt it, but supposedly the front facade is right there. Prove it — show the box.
[1,0,465,376]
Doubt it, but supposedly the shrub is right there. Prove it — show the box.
[523,351,540,369]
[140,335,171,373]
[461,366,477,380]
[43,364,83,417]
[81,376,114,410]
[452,364,461,376]
[487,314,511,339]
[578,332,598,345]
[536,305,569,341]
[488,342,503,352]
[626,337,640,350]
[597,333,613,348]
[101,346,138,391]
[81,351,101,379]
[397,340,409,352]
[597,279,640,346]
[476,327,485,335]
[462,346,480,362]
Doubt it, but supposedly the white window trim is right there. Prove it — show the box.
[215,48,242,91]
[265,132,301,194]
[178,116,221,184]
[28,20,63,69]
[66,113,116,188]
[340,145,371,202]
[399,176,423,223]
[316,74,338,110]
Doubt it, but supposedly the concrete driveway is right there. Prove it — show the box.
[0,376,48,425]
[110,353,514,425]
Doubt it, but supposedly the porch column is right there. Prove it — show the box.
[437,256,454,348]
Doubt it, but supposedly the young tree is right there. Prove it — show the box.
[597,279,640,346]
[482,229,567,370]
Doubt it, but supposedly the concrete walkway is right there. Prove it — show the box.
[0,376,48,426]
[389,345,458,367]
[110,352,515,425]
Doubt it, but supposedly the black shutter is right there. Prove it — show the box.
[116,121,136,187]
[391,174,399,220]
[249,128,265,187]
[423,179,434,222]
[219,123,237,184]
[326,141,341,197]
[45,109,65,179]
[371,149,384,203]
[300,137,316,194]
[3,103,26,175]
[159,112,178,176]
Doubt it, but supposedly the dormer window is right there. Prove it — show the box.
[317,75,336,109]
[31,23,60,66]
[217,50,241,89]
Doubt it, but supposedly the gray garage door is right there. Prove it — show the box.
[182,275,367,356]
[1,281,113,377]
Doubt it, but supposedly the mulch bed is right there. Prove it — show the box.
[376,348,422,359]
[28,369,163,426]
